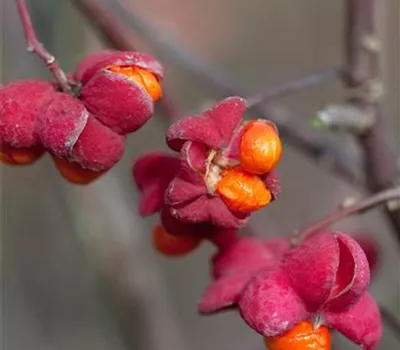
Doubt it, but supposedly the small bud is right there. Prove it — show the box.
[152,224,202,257]
[216,167,272,213]
[264,320,331,350]
[239,120,282,175]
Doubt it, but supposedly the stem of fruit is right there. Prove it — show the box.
[15,0,71,92]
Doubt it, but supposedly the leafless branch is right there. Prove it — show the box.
[15,0,71,92]
[343,0,400,244]
[298,186,400,240]
[246,67,340,108]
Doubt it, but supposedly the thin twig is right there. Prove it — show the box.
[298,186,400,239]
[246,67,340,108]
[72,0,181,120]
[343,0,400,245]
[15,0,71,92]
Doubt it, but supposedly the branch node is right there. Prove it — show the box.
[348,79,384,104]
[314,103,375,133]
[46,55,56,64]
[339,197,358,209]
[387,198,400,212]
[361,35,381,53]
[16,0,71,93]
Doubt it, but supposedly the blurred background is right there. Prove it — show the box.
[1,0,399,349]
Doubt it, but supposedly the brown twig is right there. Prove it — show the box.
[72,0,181,120]
[246,67,340,108]
[73,0,141,51]
[15,0,71,92]
[298,186,400,239]
[343,0,400,244]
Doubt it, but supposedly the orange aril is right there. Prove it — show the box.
[0,144,43,165]
[239,120,282,175]
[264,320,331,350]
[152,224,202,257]
[106,65,162,102]
[52,156,105,185]
[216,166,271,213]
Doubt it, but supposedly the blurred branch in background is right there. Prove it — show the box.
[48,174,186,350]
[246,67,340,108]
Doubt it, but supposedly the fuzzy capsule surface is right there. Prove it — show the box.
[152,224,202,257]
[216,166,272,213]
[264,321,331,350]
[239,120,282,175]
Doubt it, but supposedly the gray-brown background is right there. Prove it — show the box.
[1,0,399,349]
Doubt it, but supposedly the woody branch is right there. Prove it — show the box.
[15,0,71,92]
[342,0,400,245]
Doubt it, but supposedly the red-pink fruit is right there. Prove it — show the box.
[77,51,164,134]
[132,152,180,216]
[69,116,125,171]
[37,92,89,158]
[0,80,54,148]
[79,69,154,134]
[166,96,247,152]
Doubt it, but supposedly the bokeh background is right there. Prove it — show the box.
[1,0,399,349]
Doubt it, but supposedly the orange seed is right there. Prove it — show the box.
[264,320,331,350]
[0,144,43,166]
[52,156,105,185]
[216,166,272,214]
[106,65,162,102]
[239,120,282,175]
[152,225,202,257]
